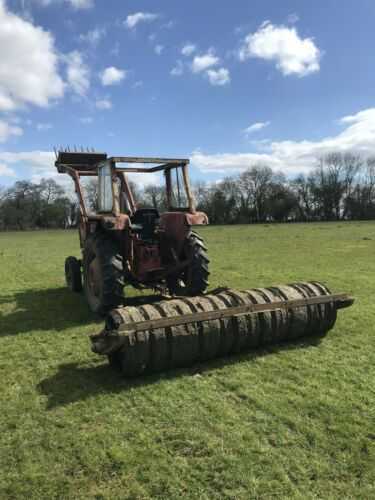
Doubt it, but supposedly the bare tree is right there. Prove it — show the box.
[365,156,375,202]
[292,175,314,220]
[342,153,362,217]
[39,178,65,204]
[192,181,209,207]
[143,185,167,211]
[82,178,98,212]
[239,165,273,221]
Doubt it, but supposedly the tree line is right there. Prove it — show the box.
[0,179,76,230]
[1,152,375,230]
[197,152,375,223]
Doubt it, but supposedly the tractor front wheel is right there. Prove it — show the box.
[83,234,124,315]
[65,256,82,292]
[167,231,209,296]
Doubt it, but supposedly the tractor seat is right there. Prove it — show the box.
[131,208,160,240]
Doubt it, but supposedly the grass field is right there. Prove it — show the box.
[0,222,374,499]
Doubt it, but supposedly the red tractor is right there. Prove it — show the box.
[55,151,209,314]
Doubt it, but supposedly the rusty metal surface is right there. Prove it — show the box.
[185,212,209,225]
[90,282,354,377]
[55,151,107,172]
[55,151,188,172]
[100,214,130,231]
[107,293,352,334]
[110,156,189,165]
[160,211,208,236]
[55,149,209,306]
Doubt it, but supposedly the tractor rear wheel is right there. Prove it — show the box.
[65,256,82,292]
[167,231,209,296]
[83,234,124,315]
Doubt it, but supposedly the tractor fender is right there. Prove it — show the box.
[99,214,131,231]
[159,211,208,254]
[185,212,209,226]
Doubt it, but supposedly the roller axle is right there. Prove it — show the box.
[106,293,352,334]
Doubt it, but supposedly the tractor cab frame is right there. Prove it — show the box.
[55,151,209,314]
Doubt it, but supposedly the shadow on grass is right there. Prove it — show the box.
[0,287,173,337]
[0,287,96,336]
[38,335,323,409]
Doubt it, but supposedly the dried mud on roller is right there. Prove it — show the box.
[90,282,354,377]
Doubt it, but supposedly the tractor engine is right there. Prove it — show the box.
[133,242,161,281]
[130,208,162,281]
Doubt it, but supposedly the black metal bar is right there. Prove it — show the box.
[116,293,353,334]
[110,157,189,164]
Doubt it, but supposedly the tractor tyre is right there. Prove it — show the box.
[65,256,82,292]
[167,231,209,296]
[83,233,125,315]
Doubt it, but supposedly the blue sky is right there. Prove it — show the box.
[0,0,375,188]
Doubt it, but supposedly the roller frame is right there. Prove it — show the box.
[111,293,353,335]
[90,283,354,377]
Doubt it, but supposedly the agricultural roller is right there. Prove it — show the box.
[90,281,354,377]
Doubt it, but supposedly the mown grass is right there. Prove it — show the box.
[0,222,374,499]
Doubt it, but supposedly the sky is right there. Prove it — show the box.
[0,0,375,188]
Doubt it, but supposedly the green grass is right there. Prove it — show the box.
[0,222,374,499]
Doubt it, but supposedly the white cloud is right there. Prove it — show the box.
[0,150,74,186]
[68,0,93,8]
[38,0,93,8]
[0,150,54,168]
[100,66,126,86]
[0,151,55,182]
[189,49,229,86]
[8,115,23,125]
[0,149,163,187]
[191,150,280,174]
[95,98,112,110]
[0,0,64,111]
[181,43,196,57]
[287,13,299,24]
[0,163,16,177]
[127,171,164,188]
[37,123,53,131]
[0,120,23,142]
[191,108,375,175]
[3,108,374,183]
[170,60,184,76]
[79,27,106,46]
[154,44,164,55]
[340,111,365,124]
[206,67,230,86]
[124,12,159,29]
[64,51,90,96]
[244,121,270,135]
[161,20,174,30]
[0,93,16,112]
[80,116,93,124]
[250,139,271,149]
[191,50,219,73]
[239,22,320,77]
